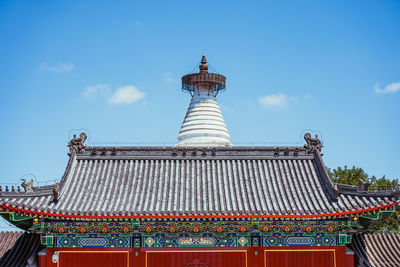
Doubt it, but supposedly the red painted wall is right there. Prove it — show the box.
[145,250,246,267]
[59,251,128,267]
[44,246,350,267]
[45,248,133,267]
[265,248,336,267]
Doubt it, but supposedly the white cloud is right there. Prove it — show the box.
[374,82,400,94]
[259,94,288,109]
[162,72,178,83]
[39,62,75,72]
[83,84,145,104]
[83,84,111,101]
[108,85,146,104]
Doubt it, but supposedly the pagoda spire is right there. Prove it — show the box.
[199,54,208,73]
[176,55,231,147]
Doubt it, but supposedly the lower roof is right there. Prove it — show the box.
[0,231,42,266]
[350,233,400,267]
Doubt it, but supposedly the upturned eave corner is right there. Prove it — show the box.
[0,208,34,230]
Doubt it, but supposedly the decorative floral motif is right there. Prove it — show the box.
[58,225,66,233]
[239,224,247,232]
[145,224,153,233]
[215,224,224,233]
[262,224,270,232]
[304,224,313,232]
[169,224,177,233]
[191,224,200,233]
[284,224,292,232]
[78,225,87,233]
[100,225,109,233]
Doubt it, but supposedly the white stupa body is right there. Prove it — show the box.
[177,84,231,147]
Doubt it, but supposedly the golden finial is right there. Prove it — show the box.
[199,54,208,73]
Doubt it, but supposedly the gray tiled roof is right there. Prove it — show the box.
[0,231,42,266]
[0,147,397,217]
[0,231,22,259]
[350,234,400,267]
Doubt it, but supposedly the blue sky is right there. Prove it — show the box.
[0,0,399,194]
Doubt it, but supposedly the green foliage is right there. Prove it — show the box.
[373,212,400,234]
[328,165,399,233]
[328,166,368,186]
[328,165,398,190]
[370,175,398,190]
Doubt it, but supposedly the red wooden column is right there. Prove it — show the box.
[345,248,355,267]
[38,249,47,267]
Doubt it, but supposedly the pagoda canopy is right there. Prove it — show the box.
[0,145,397,220]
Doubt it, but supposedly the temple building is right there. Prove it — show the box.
[0,55,399,267]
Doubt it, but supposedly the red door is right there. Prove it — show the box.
[146,250,247,267]
[265,249,336,267]
[58,251,129,267]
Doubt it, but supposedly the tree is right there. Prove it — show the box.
[328,166,368,186]
[328,165,399,233]
[328,165,398,190]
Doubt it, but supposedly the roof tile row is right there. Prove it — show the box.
[0,148,396,218]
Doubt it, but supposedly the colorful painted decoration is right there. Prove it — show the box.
[262,224,270,232]
[283,224,292,232]
[58,225,66,233]
[100,225,109,233]
[304,224,313,232]
[215,224,224,233]
[191,224,200,233]
[169,224,177,233]
[145,224,153,233]
[239,224,247,232]
[78,225,87,233]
